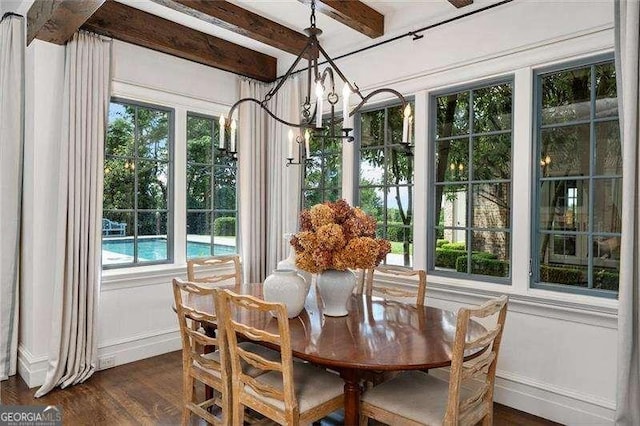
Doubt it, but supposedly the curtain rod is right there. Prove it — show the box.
[279,0,515,80]
[1,12,24,21]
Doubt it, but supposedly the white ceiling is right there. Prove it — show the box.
[114,0,506,75]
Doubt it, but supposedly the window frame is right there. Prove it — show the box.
[354,97,416,268]
[427,76,515,284]
[185,111,239,259]
[301,117,344,209]
[103,97,175,270]
[530,53,619,299]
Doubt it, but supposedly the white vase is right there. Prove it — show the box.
[316,269,356,317]
[263,269,308,318]
[277,233,311,294]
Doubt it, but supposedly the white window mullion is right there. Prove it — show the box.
[413,90,429,271]
[174,108,187,266]
[511,68,534,294]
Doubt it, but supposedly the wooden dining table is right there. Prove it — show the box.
[194,281,488,426]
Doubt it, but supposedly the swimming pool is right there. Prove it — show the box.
[102,237,236,263]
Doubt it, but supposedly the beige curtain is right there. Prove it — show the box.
[238,79,268,283]
[35,31,111,397]
[238,75,304,282]
[0,13,24,382]
[266,75,303,272]
[614,1,640,424]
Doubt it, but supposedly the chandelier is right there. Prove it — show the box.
[218,0,413,165]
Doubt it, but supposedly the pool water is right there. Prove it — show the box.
[103,237,236,261]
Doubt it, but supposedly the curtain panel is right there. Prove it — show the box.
[0,13,25,382]
[238,75,304,282]
[35,31,111,397]
[614,0,640,424]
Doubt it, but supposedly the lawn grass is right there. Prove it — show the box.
[390,241,413,255]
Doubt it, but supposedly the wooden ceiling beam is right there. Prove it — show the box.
[27,0,105,45]
[150,0,312,58]
[81,1,277,82]
[299,0,384,39]
[447,0,474,8]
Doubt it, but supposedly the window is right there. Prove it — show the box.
[357,102,415,267]
[186,113,238,259]
[430,81,513,280]
[302,122,343,209]
[533,58,620,296]
[103,101,173,267]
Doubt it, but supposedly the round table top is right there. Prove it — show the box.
[193,282,487,372]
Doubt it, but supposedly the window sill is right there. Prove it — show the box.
[427,275,618,329]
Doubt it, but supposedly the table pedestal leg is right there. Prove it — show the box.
[340,368,361,426]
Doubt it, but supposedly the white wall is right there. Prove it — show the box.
[339,1,618,424]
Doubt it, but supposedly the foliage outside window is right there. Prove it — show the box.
[432,81,513,279]
[302,121,342,208]
[103,101,172,267]
[358,103,415,267]
[186,114,238,259]
[534,59,620,295]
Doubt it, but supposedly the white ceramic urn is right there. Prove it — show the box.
[277,233,311,294]
[263,269,308,319]
[316,269,356,317]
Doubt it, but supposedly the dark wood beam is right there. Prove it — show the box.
[27,0,105,45]
[299,0,384,39]
[150,0,312,58]
[81,1,276,82]
[447,0,474,8]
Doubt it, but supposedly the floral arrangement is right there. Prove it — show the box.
[290,199,391,273]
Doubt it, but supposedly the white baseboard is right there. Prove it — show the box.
[17,345,48,389]
[429,368,615,425]
[17,329,181,388]
[96,327,182,371]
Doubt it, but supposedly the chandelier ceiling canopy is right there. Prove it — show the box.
[219,0,413,165]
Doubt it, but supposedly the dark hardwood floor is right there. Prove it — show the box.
[1,351,560,425]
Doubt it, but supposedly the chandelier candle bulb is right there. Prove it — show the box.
[218,116,225,149]
[230,119,237,153]
[288,129,295,160]
[402,104,411,143]
[315,81,324,128]
[304,129,311,157]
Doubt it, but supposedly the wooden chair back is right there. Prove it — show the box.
[444,295,509,425]
[187,255,242,287]
[365,265,427,306]
[172,278,230,425]
[217,289,297,424]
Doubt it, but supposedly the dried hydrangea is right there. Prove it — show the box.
[309,203,335,230]
[315,223,346,251]
[299,210,314,232]
[329,199,353,224]
[291,200,391,273]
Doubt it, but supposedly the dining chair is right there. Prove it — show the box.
[359,295,509,426]
[187,254,242,287]
[172,279,281,425]
[364,265,427,306]
[217,289,345,426]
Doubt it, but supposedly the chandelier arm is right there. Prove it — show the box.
[319,67,335,94]
[228,98,315,130]
[316,43,364,101]
[350,88,407,117]
[264,41,314,101]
